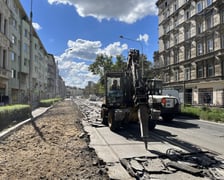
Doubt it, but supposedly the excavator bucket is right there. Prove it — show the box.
[138,104,149,149]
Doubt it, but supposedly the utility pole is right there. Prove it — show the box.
[120,35,144,78]
[29,0,33,109]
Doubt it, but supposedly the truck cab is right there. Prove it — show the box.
[147,79,180,122]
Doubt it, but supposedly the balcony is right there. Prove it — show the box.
[182,0,191,10]
[215,0,224,8]
[0,68,10,80]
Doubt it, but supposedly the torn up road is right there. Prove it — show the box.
[0,99,109,180]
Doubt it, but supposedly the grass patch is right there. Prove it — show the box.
[181,105,224,123]
[39,98,62,107]
[0,104,29,112]
[0,104,31,130]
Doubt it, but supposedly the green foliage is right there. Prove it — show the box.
[39,98,62,107]
[0,104,31,130]
[113,55,126,71]
[141,55,154,78]
[89,52,153,86]
[0,104,29,112]
[181,105,224,123]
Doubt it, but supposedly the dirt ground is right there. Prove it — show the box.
[0,100,110,180]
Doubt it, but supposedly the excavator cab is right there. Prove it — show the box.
[104,72,134,108]
[106,75,123,106]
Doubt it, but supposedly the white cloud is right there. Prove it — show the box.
[137,33,149,44]
[32,22,42,31]
[65,39,102,61]
[56,38,128,88]
[48,0,158,24]
[55,56,99,88]
[98,42,128,57]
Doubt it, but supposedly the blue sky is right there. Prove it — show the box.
[20,0,158,88]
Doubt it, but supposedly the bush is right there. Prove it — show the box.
[0,104,31,130]
[39,98,62,107]
[181,105,224,123]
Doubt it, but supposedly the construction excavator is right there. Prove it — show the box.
[101,49,162,149]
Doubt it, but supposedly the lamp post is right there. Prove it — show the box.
[29,0,33,109]
[120,35,144,78]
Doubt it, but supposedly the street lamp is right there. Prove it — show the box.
[120,35,144,78]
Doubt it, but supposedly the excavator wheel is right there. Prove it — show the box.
[101,106,108,126]
[102,117,108,126]
[108,110,118,131]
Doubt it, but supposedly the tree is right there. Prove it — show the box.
[113,55,126,72]
[88,54,113,84]
[142,56,154,78]
[88,52,155,89]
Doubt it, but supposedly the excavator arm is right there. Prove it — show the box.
[127,49,149,149]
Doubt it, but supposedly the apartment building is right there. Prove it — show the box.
[0,0,10,105]
[0,0,66,106]
[47,54,57,98]
[155,0,224,106]
[32,35,48,102]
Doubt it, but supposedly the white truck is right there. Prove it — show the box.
[148,83,180,122]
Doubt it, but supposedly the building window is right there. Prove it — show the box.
[185,27,191,40]
[164,55,170,66]
[174,0,178,11]
[197,21,203,34]
[197,64,204,78]
[207,38,213,53]
[174,50,179,63]
[165,40,170,49]
[199,88,213,104]
[174,16,178,27]
[207,62,214,77]
[174,69,179,81]
[185,46,191,60]
[3,50,7,69]
[185,9,190,20]
[222,34,224,48]
[206,0,212,7]
[184,67,191,80]
[163,11,167,19]
[167,9,170,17]
[24,29,28,38]
[24,58,28,66]
[12,18,17,30]
[206,14,213,29]
[11,35,16,44]
[11,51,15,61]
[174,33,178,45]
[3,19,7,35]
[197,1,203,13]
[11,69,16,78]
[164,73,169,82]
[197,42,203,56]
[221,10,224,24]
[164,24,170,33]
[23,43,28,53]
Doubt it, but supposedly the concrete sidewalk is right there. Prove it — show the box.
[0,106,51,140]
